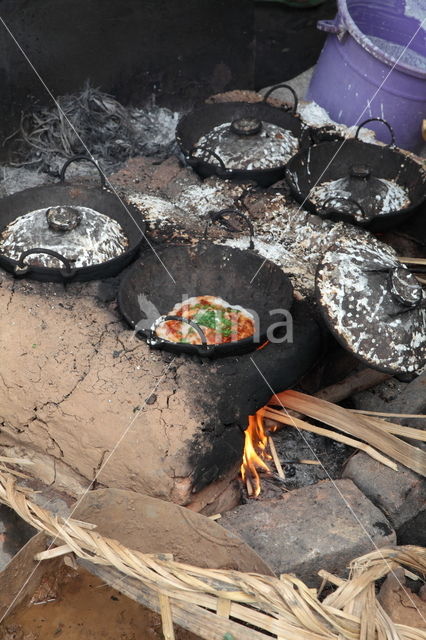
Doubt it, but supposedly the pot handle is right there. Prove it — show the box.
[59,155,106,187]
[355,118,396,147]
[14,248,76,278]
[204,208,254,250]
[309,125,343,145]
[320,196,366,224]
[263,84,298,114]
[188,146,228,176]
[147,315,213,357]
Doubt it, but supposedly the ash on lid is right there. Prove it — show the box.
[309,176,411,222]
[193,121,299,170]
[0,205,128,268]
[316,234,426,374]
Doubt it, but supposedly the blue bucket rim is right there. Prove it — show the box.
[337,0,426,80]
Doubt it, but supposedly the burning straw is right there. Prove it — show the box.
[241,391,426,496]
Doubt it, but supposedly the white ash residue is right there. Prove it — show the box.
[0,205,128,268]
[0,165,53,197]
[218,191,364,295]
[193,121,299,170]
[316,234,426,373]
[126,180,244,237]
[176,180,243,219]
[367,35,426,71]
[131,104,180,157]
[297,102,377,143]
[309,176,410,221]
[126,193,185,227]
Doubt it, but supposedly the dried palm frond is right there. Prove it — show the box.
[0,468,425,640]
[267,391,426,476]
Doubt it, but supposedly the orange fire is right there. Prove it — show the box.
[240,409,271,497]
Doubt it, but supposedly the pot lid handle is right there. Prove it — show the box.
[263,83,298,114]
[320,196,367,224]
[204,208,255,249]
[355,118,396,148]
[14,248,76,278]
[59,155,106,187]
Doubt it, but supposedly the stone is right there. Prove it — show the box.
[378,567,426,630]
[349,371,426,543]
[342,452,425,540]
[352,372,426,426]
[220,479,396,586]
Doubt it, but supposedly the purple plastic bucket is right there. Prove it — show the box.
[306,0,426,151]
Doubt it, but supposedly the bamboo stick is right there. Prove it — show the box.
[159,593,175,640]
[272,391,426,476]
[351,410,426,420]
[268,435,285,479]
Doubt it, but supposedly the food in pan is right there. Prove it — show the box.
[154,296,255,345]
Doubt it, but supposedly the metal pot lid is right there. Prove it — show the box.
[309,167,411,224]
[285,118,426,231]
[193,119,300,172]
[0,204,129,269]
[315,234,426,374]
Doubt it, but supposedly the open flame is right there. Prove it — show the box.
[240,409,271,497]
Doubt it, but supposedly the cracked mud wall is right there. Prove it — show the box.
[0,267,322,508]
[0,272,228,505]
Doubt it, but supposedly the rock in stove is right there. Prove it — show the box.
[344,372,426,545]
[220,478,396,586]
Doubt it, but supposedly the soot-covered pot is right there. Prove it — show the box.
[119,209,295,358]
[285,118,426,231]
[0,156,146,282]
[176,85,309,187]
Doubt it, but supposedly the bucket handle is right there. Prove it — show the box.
[317,19,347,39]
[355,118,396,148]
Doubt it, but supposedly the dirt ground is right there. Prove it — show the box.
[0,566,199,640]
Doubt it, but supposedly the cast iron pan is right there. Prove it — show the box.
[176,84,308,187]
[0,156,146,283]
[119,209,294,358]
[285,118,426,232]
